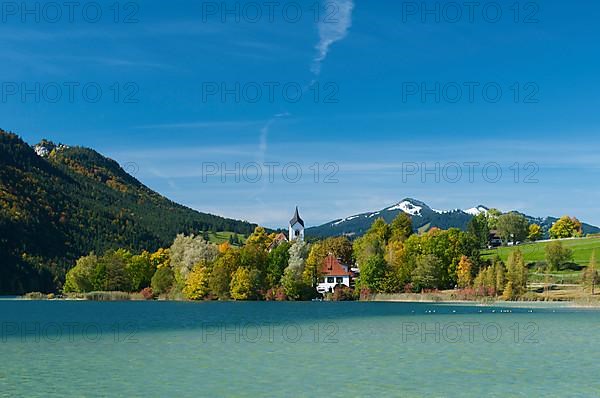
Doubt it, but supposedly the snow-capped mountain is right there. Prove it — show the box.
[464,205,489,216]
[305,198,600,238]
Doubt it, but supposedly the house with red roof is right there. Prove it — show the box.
[316,254,353,294]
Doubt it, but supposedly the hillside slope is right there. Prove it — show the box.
[0,130,257,294]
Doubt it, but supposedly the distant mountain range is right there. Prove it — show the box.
[0,130,258,294]
[306,198,600,238]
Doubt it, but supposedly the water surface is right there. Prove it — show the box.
[1,301,599,397]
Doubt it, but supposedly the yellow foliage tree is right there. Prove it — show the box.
[150,248,170,269]
[457,255,473,288]
[230,267,254,300]
[183,264,210,300]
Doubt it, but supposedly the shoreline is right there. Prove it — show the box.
[4,295,600,309]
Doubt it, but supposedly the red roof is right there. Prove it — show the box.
[321,255,351,276]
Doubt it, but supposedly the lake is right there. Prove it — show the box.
[1,300,599,397]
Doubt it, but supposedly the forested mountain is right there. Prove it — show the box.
[306,198,600,239]
[0,130,258,294]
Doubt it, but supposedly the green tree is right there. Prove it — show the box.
[359,254,388,292]
[63,253,98,293]
[93,249,132,291]
[151,266,175,295]
[127,251,156,291]
[281,266,304,300]
[322,236,354,265]
[545,241,573,271]
[389,213,413,243]
[487,208,502,230]
[468,213,490,248]
[353,222,386,268]
[265,242,290,288]
[209,248,240,299]
[411,254,443,292]
[303,241,327,286]
[549,216,583,239]
[497,213,529,245]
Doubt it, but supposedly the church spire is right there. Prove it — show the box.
[289,206,305,241]
[290,206,304,227]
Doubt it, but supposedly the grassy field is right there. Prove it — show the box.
[205,231,246,245]
[482,236,600,266]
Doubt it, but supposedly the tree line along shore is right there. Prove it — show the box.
[23,211,600,303]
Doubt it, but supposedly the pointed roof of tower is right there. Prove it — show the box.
[290,206,304,227]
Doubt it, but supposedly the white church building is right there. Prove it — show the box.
[289,206,305,241]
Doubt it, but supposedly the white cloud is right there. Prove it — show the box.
[311,0,355,75]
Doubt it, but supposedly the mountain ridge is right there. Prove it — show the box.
[0,130,258,293]
[306,198,600,238]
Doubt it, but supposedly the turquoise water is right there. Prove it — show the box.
[1,301,599,397]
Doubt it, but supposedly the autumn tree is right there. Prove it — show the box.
[506,249,528,297]
[583,250,599,295]
[245,226,272,251]
[150,248,170,270]
[230,267,258,300]
[550,216,583,239]
[528,224,543,242]
[183,264,210,300]
[457,255,474,288]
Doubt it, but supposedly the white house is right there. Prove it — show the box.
[289,206,305,242]
[316,255,352,294]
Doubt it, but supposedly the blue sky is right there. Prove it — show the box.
[2,0,600,228]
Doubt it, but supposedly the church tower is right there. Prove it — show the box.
[289,206,305,242]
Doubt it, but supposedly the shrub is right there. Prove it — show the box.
[331,286,355,301]
[24,292,47,300]
[265,286,287,301]
[85,291,131,301]
[140,287,154,300]
[151,266,175,295]
[359,288,371,301]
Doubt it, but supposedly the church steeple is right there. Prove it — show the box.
[289,206,305,241]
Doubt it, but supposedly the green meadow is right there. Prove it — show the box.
[205,231,246,245]
[482,236,600,266]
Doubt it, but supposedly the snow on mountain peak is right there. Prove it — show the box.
[386,200,423,216]
[464,206,489,216]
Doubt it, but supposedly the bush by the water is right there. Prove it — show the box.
[85,291,133,301]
